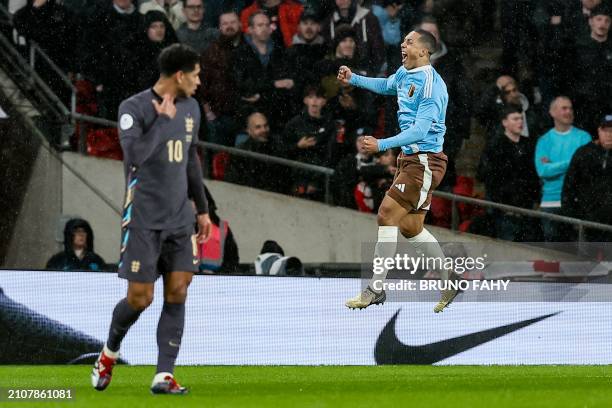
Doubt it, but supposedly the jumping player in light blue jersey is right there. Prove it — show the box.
[340,30,459,313]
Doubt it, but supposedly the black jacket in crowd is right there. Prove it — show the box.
[13,0,78,73]
[281,110,335,167]
[474,87,543,140]
[572,34,612,131]
[225,137,287,193]
[333,153,392,209]
[532,0,578,97]
[46,218,106,271]
[78,4,142,118]
[477,132,540,209]
[285,36,328,95]
[121,13,178,95]
[562,142,612,233]
[231,39,298,124]
[326,85,377,142]
[431,42,473,155]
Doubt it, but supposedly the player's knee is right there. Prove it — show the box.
[127,292,154,310]
[400,223,422,239]
[166,281,191,303]
[377,204,397,226]
[399,216,424,238]
[165,286,188,303]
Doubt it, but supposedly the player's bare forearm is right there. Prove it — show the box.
[196,213,212,243]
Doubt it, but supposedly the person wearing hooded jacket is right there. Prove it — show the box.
[121,11,178,96]
[46,218,106,271]
[321,0,385,75]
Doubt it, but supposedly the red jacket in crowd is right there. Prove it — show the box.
[240,0,303,47]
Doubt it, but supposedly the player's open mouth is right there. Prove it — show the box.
[401,52,407,62]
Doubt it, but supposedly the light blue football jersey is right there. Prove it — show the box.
[349,64,448,154]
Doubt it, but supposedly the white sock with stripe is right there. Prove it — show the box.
[369,226,398,293]
[407,228,451,280]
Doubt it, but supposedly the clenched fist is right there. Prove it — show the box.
[337,66,353,85]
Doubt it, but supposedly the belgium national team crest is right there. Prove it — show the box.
[408,83,416,98]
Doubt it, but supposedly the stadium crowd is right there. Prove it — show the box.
[8,0,612,241]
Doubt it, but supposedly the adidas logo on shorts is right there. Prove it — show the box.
[395,184,406,193]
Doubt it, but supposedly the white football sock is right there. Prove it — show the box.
[407,228,451,280]
[152,372,173,386]
[369,226,398,293]
[103,344,120,359]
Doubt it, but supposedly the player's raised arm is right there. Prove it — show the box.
[118,98,173,168]
[376,95,440,151]
[338,65,398,96]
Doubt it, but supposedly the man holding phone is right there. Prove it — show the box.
[282,85,335,199]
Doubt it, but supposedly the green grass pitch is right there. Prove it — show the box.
[1,365,612,407]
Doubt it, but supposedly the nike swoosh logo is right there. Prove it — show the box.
[375,309,560,365]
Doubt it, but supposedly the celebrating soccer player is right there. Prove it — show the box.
[91,44,212,394]
[338,30,459,313]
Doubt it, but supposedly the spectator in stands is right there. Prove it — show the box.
[321,0,385,75]
[334,130,376,209]
[573,4,612,135]
[232,11,297,131]
[532,0,577,109]
[316,24,366,99]
[240,0,304,47]
[369,147,398,211]
[562,113,612,241]
[46,218,106,271]
[475,75,542,140]
[570,0,605,39]
[419,17,472,190]
[200,10,244,146]
[535,96,592,242]
[78,0,142,119]
[500,0,537,78]
[477,105,540,241]
[176,0,219,53]
[202,0,248,29]
[198,186,240,274]
[286,10,327,97]
[326,79,376,145]
[225,112,287,193]
[371,0,403,71]
[122,11,177,93]
[281,85,334,199]
[139,0,184,29]
[13,0,78,75]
